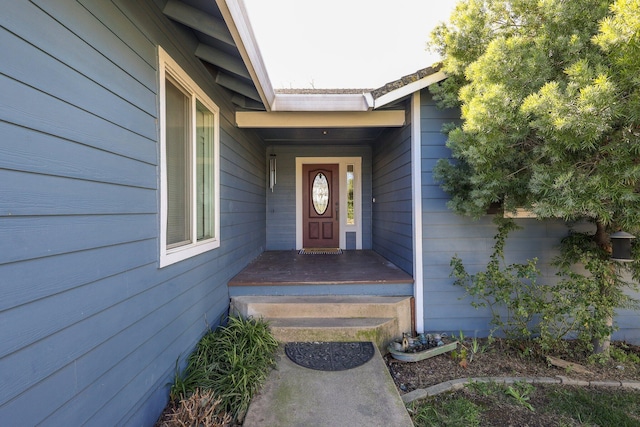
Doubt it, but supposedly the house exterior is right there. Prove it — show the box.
[0,0,637,425]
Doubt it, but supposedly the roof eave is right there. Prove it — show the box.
[216,1,448,113]
[272,93,372,112]
[216,0,275,111]
[373,70,447,109]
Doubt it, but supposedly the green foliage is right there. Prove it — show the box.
[451,218,544,341]
[451,331,486,365]
[450,218,639,352]
[548,387,640,426]
[169,359,188,402]
[411,396,482,427]
[172,315,279,422]
[413,383,640,426]
[465,380,502,396]
[504,382,535,412]
[610,344,640,364]
[594,0,640,113]
[553,230,639,351]
[431,0,640,355]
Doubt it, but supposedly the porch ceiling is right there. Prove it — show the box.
[237,110,406,144]
[252,127,388,145]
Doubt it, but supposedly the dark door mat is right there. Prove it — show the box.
[298,248,343,255]
[284,341,375,371]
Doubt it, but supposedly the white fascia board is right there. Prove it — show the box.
[236,111,405,128]
[373,71,447,109]
[363,92,375,110]
[216,0,275,111]
[272,94,371,112]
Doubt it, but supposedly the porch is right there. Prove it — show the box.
[228,250,414,296]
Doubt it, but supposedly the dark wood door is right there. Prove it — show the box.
[303,164,339,248]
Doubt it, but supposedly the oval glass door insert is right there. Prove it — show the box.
[312,172,329,214]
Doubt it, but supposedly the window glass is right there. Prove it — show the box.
[196,100,214,241]
[346,164,355,225]
[165,78,191,248]
[312,172,329,215]
[159,47,220,267]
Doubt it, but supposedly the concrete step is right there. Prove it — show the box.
[268,317,398,350]
[230,296,412,352]
[231,295,411,329]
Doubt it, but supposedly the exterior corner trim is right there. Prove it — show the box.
[411,91,424,333]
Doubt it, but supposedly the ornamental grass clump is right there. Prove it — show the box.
[171,315,279,422]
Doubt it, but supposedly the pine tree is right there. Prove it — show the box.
[430,0,640,353]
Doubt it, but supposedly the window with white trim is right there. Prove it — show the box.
[159,47,220,267]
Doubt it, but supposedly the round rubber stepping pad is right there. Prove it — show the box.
[284,341,375,371]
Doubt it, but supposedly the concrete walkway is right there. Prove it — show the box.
[243,345,413,427]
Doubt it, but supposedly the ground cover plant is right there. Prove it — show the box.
[387,336,640,426]
[158,315,279,426]
[450,218,639,356]
[409,382,640,427]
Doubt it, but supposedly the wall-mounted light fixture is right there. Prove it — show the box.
[610,231,636,262]
[269,154,277,192]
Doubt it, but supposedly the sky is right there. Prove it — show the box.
[243,0,459,89]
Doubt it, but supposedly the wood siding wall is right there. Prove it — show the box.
[0,1,265,424]
[372,118,414,275]
[419,89,639,343]
[265,145,372,250]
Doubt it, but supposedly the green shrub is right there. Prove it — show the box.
[171,315,279,422]
[450,217,619,353]
[450,218,545,343]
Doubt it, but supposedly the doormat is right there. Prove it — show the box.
[298,248,343,255]
[284,341,375,371]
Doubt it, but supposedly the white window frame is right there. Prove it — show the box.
[159,47,220,267]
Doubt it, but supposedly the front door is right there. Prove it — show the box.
[303,164,339,248]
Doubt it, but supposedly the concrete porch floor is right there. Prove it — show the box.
[228,250,414,287]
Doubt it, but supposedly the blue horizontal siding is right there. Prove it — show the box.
[1,240,155,312]
[0,0,266,425]
[0,28,155,139]
[0,122,156,188]
[1,0,157,109]
[33,0,158,90]
[373,124,413,275]
[0,213,155,270]
[0,73,157,164]
[0,169,156,216]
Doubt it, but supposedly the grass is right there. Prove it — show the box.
[410,383,640,427]
[170,315,279,423]
[548,387,640,426]
[411,395,482,427]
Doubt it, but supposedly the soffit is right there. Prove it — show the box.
[163,0,267,110]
